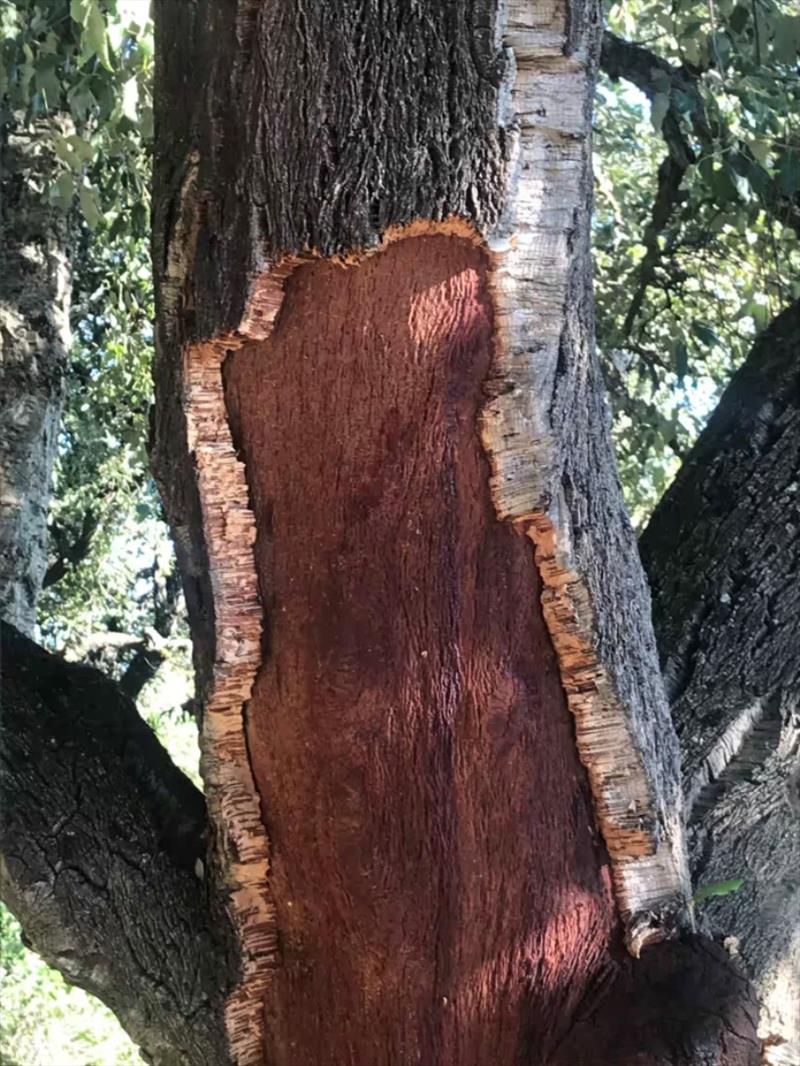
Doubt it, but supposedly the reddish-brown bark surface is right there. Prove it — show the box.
[223,235,617,1065]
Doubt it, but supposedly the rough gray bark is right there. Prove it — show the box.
[0,116,71,634]
[641,300,800,1062]
[0,621,234,1066]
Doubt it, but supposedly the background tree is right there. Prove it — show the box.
[1,4,195,1061]
[0,0,798,1063]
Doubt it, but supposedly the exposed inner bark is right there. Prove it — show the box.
[222,234,617,1065]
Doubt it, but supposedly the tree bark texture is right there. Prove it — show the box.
[0,622,233,1066]
[0,116,71,634]
[152,2,757,1063]
[641,300,800,1064]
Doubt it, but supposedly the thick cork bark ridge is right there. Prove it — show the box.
[480,3,690,950]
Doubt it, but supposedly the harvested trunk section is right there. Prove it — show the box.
[152,1,749,1062]
[223,233,616,1065]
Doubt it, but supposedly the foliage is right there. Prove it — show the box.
[0,0,153,225]
[1,0,163,652]
[595,0,800,523]
[38,223,164,652]
[693,877,745,905]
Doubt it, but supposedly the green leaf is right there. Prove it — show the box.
[748,137,770,165]
[67,134,94,164]
[681,36,704,66]
[54,136,82,171]
[651,92,670,132]
[82,1,113,71]
[50,171,75,211]
[693,878,744,905]
[70,0,91,27]
[78,182,103,230]
[692,320,722,348]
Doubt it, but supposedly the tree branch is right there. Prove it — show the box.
[640,299,800,1058]
[43,509,99,588]
[0,622,235,1066]
[66,558,186,701]
[602,31,800,237]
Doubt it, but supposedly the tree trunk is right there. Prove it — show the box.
[0,115,71,633]
[151,2,757,1063]
[641,300,800,1064]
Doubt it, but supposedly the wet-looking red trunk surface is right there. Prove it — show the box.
[223,234,616,1065]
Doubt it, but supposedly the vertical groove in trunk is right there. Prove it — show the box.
[0,117,71,633]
